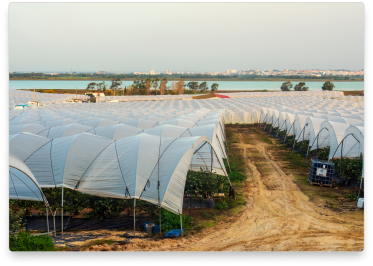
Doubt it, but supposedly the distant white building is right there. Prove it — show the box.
[96,71,106,74]
[150,70,155,75]
[85,92,105,97]
[226,69,231,75]
[230,69,237,74]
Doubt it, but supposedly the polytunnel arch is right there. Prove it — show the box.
[308,121,350,160]
[330,125,364,162]
[9,154,47,202]
[16,133,227,215]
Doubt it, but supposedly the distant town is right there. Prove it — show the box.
[11,68,364,77]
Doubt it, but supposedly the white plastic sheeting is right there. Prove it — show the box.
[309,121,350,152]
[9,154,46,202]
[9,132,228,214]
[9,91,365,213]
[297,117,325,143]
[331,126,364,160]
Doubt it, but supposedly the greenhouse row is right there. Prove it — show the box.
[9,91,364,226]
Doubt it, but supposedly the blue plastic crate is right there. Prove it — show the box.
[170,229,184,234]
[165,231,179,238]
[152,225,160,234]
[165,229,184,238]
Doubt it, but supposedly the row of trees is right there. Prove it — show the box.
[280,81,335,91]
[86,78,220,96]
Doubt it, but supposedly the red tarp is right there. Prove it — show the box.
[214,94,230,98]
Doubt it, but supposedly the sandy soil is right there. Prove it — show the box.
[166,129,363,251]
[81,128,364,251]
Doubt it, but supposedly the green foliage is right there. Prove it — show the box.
[202,211,209,219]
[322,81,335,91]
[185,169,229,200]
[104,89,114,96]
[154,209,192,232]
[199,81,208,92]
[215,201,228,210]
[294,82,309,91]
[9,207,24,233]
[293,140,310,154]
[151,78,159,90]
[280,81,293,91]
[132,78,148,95]
[226,155,246,182]
[211,83,219,92]
[110,78,122,92]
[187,81,199,91]
[333,156,363,181]
[316,147,330,161]
[62,188,92,216]
[9,231,55,251]
[10,188,155,221]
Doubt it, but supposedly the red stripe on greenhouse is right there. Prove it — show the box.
[214,94,230,98]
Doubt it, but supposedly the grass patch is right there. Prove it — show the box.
[10,231,55,251]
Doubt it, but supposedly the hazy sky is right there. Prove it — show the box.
[9,3,364,72]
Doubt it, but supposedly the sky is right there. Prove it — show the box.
[8,3,364,73]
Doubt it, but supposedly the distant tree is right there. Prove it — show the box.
[176,79,185,94]
[133,78,147,95]
[43,90,55,93]
[211,83,219,92]
[159,79,167,95]
[294,82,309,91]
[199,82,208,92]
[151,78,159,91]
[172,81,179,94]
[145,78,152,94]
[86,82,96,91]
[96,82,104,92]
[105,89,114,96]
[110,78,122,95]
[322,81,335,91]
[102,81,107,93]
[187,81,199,92]
[162,78,168,87]
[280,81,293,91]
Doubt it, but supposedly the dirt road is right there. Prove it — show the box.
[152,127,364,251]
[83,127,364,251]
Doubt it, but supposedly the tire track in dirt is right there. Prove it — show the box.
[109,128,364,251]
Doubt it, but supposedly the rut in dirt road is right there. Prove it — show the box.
[170,127,364,251]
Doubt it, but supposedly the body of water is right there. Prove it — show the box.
[9,80,364,91]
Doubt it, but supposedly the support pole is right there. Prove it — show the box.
[305,145,310,162]
[133,198,136,237]
[189,194,192,217]
[159,206,162,237]
[46,207,49,234]
[53,211,56,237]
[61,186,64,236]
[180,214,183,237]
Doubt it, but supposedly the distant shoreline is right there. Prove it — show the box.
[9,78,364,82]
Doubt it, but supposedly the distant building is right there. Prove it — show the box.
[226,69,231,75]
[97,71,106,74]
[85,92,105,97]
[230,69,237,74]
[150,70,155,75]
